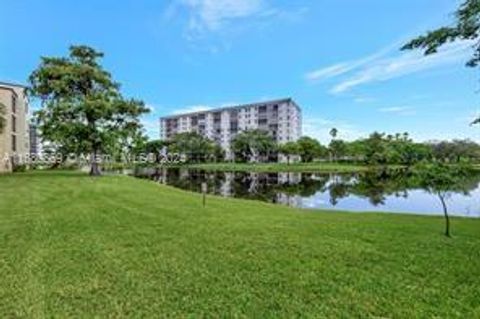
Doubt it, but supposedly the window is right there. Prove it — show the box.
[11,115,16,132]
[11,135,16,152]
[11,95,17,114]
[213,112,221,123]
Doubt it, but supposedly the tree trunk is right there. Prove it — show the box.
[87,119,101,176]
[90,148,101,176]
[438,193,450,237]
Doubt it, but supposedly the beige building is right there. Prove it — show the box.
[0,82,30,172]
[160,98,302,160]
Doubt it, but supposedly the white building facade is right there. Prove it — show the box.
[160,98,302,159]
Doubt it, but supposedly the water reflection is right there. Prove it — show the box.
[132,167,480,217]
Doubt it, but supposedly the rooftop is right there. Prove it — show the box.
[160,98,300,120]
[0,81,27,88]
[0,81,28,97]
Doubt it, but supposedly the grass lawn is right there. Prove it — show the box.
[0,171,479,317]
[171,162,378,173]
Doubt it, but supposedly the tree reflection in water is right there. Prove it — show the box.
[133,167,480,215]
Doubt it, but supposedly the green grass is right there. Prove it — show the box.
[0,171,479,317]
[171,162,377,173]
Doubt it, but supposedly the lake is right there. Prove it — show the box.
[130,167,480,217]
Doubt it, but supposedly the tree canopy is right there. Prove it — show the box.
[296,136,326,163]
[279,141,301,164]
[231,130,277,162]
[170,132,223,163]
[329,128,338,139]
[28,45,149,175]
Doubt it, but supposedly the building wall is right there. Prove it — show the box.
[0,92,7,172]
[160,98,302,160]
[0,83,30,172]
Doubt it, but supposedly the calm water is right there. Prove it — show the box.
[131,167,480,217]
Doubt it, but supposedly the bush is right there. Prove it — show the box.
[12,164,27,173]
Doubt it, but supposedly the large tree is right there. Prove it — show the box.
[329,139,347,162]
[231,130,277,162]
[363,132,389,165]
[28,45,149,175]
[143,139,170,163]
[296,136,325,163]
[169,132,219,163]
[279,141,301,164]
[402,0,480,125]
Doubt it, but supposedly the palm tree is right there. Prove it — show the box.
[329,128,338,162]
[329,128,338,140]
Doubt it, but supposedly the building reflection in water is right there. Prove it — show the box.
[132,167,480,217]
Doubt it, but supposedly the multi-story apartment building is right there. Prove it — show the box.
[0,82,30,172]
[160,98,302,159]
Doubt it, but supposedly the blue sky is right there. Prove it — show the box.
[1,0,479,143]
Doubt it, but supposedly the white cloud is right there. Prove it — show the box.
[305,63,351,81]
[141,117,161,139]
[166,0,266,38]
[328,40,474,94]
[140,103,165,139]
[306,38,473,93]
[186,0,264,31]
[166,0,306,41]
[378,106,416,116]
[353,96,376,103]
[172,104,214,114]
[305,41,397,82]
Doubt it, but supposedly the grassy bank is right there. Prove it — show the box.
[171,162,378,173]
[0,171,479,317]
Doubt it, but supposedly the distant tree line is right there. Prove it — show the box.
[142,129,480,165]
